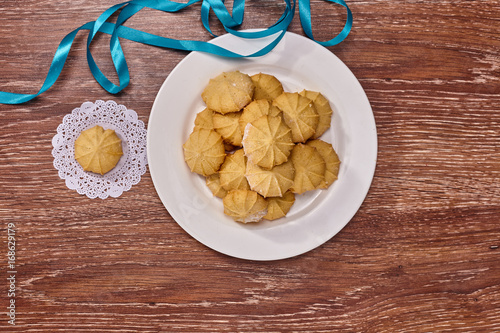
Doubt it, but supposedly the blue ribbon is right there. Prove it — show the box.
[0,0,352,105]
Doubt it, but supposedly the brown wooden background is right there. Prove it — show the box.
[1,0,499,331]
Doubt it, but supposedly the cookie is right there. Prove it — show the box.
[193,108,214,130]
[239,99,281,135]
[201,71,255,114]
[205,173,227,198]
[245,159,295,198]
[213,111,243,146]
[306,139,340,189]
[251,73,284,101]
[289,143,326,194]
[223,190,268,223]
[264,191,295,220]
[218,149,250,191]
[242,115,294,169]
[273,92,319,143]
[299,90,333,138]
[182,128,226,177]
[74,125,123,175]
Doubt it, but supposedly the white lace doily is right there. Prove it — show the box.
[52,100,148,199]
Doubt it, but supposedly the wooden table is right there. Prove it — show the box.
[1,0,499,331]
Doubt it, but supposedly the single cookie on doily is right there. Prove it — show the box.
[183,128,226,177]
[239,99,281,135]
[245,159,295,198]
[251,73,284,101]
[290,143,326,194]
[223,189,268,223]
[193,108,214,130]
[52,100,148,199]
[205,173,227,198]
[74,125,123,175]
[264,191,296,221]
[299,90,333,138]
[306,139,340,189]
[213,111,243,147]
[218,149,250,191]
[273,92,319,143]
[242,115,294,170]
[201,71,255,114]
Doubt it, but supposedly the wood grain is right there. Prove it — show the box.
[1,0,499,331]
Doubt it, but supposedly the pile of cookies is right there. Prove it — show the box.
[183,71,340,223]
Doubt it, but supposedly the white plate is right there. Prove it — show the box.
[148,32,377,261]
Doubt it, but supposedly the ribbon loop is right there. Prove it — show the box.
[0,0,352,105]
[299,0,353,46]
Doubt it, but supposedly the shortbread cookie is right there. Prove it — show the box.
[193,108,214,130]
[213,111,243,146]
[289,143,326,194]
[251,73,284,101]
[264,191,295,221]
[183,128,226,177]
[201,71,255,114]
[205,173,227,198]
[299,90,333,138]
[306,139,340,189]
[218,149,250,191]
[242,115,294,169]
[223,190,268,223]
[74,125,123,175]
[273,92,319,143]
[245,159,295,197]
[239,99,281,135]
